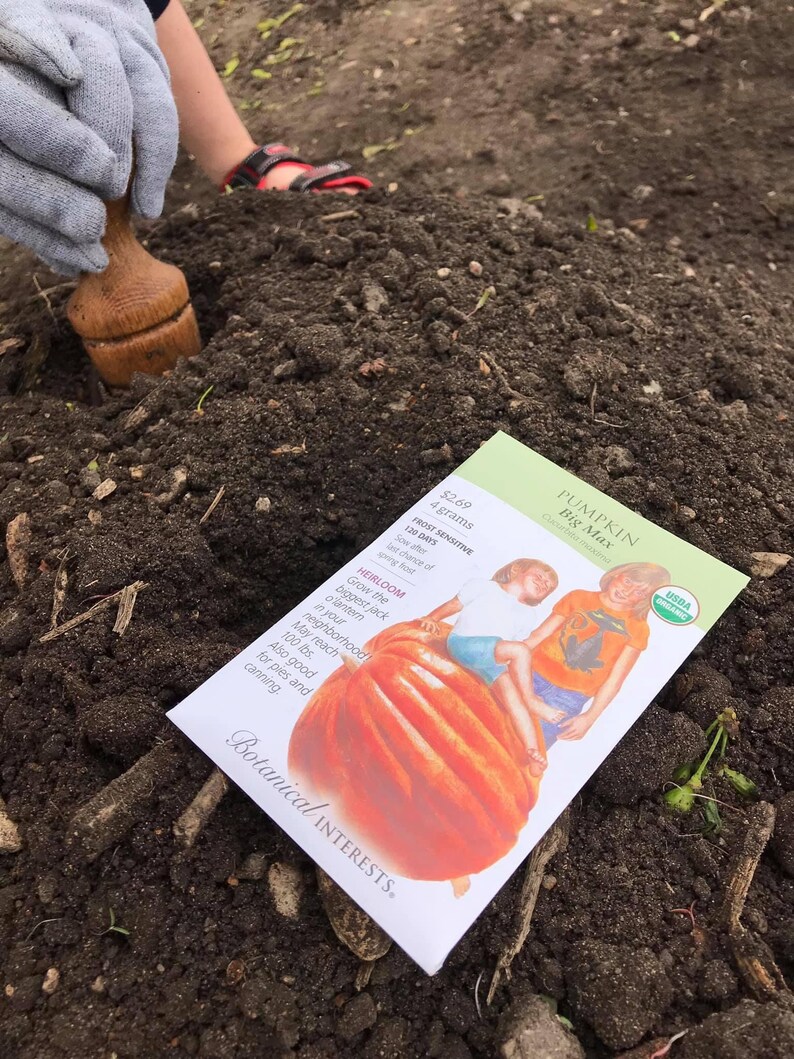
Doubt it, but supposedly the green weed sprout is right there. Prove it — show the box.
[196,385,214,414]
[102,908,130,937]
[665,707,755,818]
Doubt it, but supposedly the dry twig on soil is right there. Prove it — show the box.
[70,741,181,859]
[50,551,69,629]
[319,209,360,223]
[112,581,144,635]
[199,485,226,525]
[719,801,792,1003]
[173,767,229,850]
[488,809,571,1003]
[40,580,147,643]
[6,512,31,591]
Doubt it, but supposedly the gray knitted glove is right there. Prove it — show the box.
[0,64,118,274]
[0,0,178,274]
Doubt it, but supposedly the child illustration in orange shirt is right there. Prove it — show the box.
[420,559,561,775]
[524,562,670,749]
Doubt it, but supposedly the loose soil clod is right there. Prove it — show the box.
[1,25,793,1043]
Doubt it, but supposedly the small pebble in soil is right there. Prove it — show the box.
[267,862,304,920]
[420,443,454,465]
[255,497,272,514]
[92,478,117,501]
[79,467,102,492]
[0,796,22,852]
[469,260,483,276]
[41,968,59,995]
[498,993,585,1059]
[361,283,389,314]
[566,940,673,1049]
[749,551,791,578]
[238,851,267,881]
[153,466,187,508]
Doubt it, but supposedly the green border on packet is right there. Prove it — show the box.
[454,432,748,632]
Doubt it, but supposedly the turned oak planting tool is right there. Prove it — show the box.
[67,191,201,386]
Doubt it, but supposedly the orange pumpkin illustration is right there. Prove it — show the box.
[288,621,542,882]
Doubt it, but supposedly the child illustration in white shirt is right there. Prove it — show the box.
[420,559,562,775]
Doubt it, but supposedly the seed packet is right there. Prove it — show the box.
[169,431,748,973]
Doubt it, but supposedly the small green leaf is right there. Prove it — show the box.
[87,460,99,472]
[719,766,758,798]
[278,36,301,50]
[474,286,495,312]
[362,141,398,160]
[222,56,240,78]
[251,68,272,79]
[196,385,214,413]
[667,30,681,42]
[673,760,696,783]
[586,213,598,232]
[702,798,722,835]
[258,3,304,39]
[526,194,545,203]
[264,49,294,66]
[307,81,324,97]
[192,16,204,29]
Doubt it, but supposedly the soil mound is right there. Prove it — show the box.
[1,190,792,1058]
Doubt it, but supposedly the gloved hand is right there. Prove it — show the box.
[0,0,178,275]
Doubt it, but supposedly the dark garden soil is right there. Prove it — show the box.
[1,2,793,1059]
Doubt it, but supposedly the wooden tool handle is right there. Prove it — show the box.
[67,192,201,387]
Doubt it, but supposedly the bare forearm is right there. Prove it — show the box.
[155,0,255,184]
[426,599,461,622]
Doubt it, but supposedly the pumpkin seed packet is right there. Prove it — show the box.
[168,431,748,974]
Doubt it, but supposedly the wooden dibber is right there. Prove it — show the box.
[67,193,201,387]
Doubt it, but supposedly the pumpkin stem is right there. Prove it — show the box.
[340,653,361,674]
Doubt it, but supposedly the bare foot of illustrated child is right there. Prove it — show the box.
[451,876,471,898]
[528,700,567,726]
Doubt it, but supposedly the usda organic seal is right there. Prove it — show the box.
[651,586,699,625]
